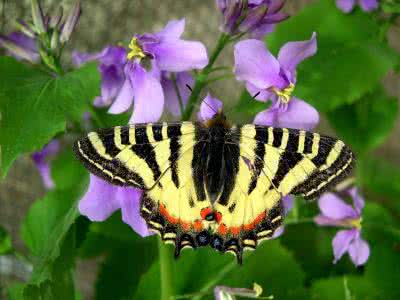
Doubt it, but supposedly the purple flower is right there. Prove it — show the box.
[216,0,289,38]
[336,0,379,13]
[234,33,320,130]
[161,71,194,117]
[31,140,60,189]
[198,94,223,121]
[0,32,39,63]
[79,175,151,237]
[73,46,127,107]
[76,19,207,123]
[314,188,370,266]
[271,195,293,238]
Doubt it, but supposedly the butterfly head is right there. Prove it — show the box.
[204,110,232,129]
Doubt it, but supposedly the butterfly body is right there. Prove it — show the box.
[74,112,354,263]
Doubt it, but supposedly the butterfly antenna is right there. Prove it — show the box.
[186,84,219,115]
[185,84,193,92]
[223,90,262,117]
[252,91,261,99]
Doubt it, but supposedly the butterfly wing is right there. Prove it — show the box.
[74,122,214,255]
[211,125,355,261]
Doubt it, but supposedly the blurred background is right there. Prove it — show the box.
[1,0,399,299]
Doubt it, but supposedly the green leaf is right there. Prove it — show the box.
[267,0,397,112]
[7,283,25,300]
[23,226,78,300]
[326,88,398,155]
[94,236,158,300]
[134,240,307,300]
[310,276,379,300]
[0,225,12,254]
[365,244,400,299]
[0,57,100,177]
[21,147,88,298]
[357,157,400,200]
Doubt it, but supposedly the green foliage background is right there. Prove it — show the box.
[1,1,400,299]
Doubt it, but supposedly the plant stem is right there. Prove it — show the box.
[158,239,173,300]
[181,33,230,121]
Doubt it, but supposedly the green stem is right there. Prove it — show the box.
[285,217,314,226]
[181,33,230,121]
[158,239,173,300]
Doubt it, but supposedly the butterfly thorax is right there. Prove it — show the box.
[201,112,234,205]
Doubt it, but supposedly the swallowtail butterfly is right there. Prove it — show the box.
[73,111,354,263]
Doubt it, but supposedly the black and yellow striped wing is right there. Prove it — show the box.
[212,125,354,260]
[74,121,354,263]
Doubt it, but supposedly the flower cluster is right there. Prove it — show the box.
[234,33,319,130]
[336,0,379,13]
[315,188,370,266]
[0,0,81,71]
[216,0,289,38]
[74,19,206,123]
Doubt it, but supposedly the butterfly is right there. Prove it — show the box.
[73,111,354,264]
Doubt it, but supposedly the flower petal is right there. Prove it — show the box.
[118,188,153,237]
[99,64,125,106]
[314,215,344,227]
[129,63,164,124]
[246,83,274,102]
[336,0,356,13]
[156,19,185,39]
[198,94,223,121]
[332,229,357,264]
[277,32,317,75]
[318,192,358,220]
[78,175,121,221]
[108,78,134,114]
[250,23,275,39]
[273,97,319,130]
[348,236,370,266]
[271,226,285,239]
[359,0,378,11]
[253,108,276,126]
[283,195,294,215]
[163,72,194,117]
[151,39,208,72]
[234,39,285,89]
[348,187,364,214]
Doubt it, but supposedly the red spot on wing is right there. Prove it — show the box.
[218,223,228,235]
[193,220,203,231]
[215,211,222,223]
[200,207,212,219]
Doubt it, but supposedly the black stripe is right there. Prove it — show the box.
[311,136,336,167]
[303,132,314,154]
[292,144,353,198]
[169,137,180,188]
[120,127,130,145]
[219,126,241,206]
[248,140,266,194]
[272,128,283,148]
[97,130,120,157]
[167,124,182,188]
[254,125,268,143]
[192,126,207,201]
[152,124,163,141]
[167,124,182,138]
[73,138,146,188]
[131,127,163,185]
[270,151,304,190]
[286,129,299,152]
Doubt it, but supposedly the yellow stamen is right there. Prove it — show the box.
[344,217,362,229]
[127,37,146,61]
[271,83,295,103]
